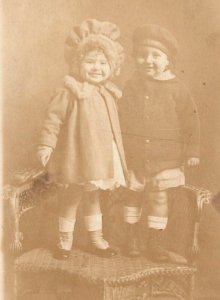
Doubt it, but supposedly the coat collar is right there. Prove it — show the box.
[129,71,178,87]
[63,75,122,99]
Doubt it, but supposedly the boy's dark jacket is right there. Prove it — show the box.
[119,72,200,176]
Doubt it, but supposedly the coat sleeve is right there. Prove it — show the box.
[175,83,200,159]
[39,88,73,149]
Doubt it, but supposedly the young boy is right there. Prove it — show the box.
[119,24,200,262]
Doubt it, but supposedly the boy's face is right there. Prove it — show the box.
[134,46,169,78]
[80,50,111,84]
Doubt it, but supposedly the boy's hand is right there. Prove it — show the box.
[187,157,200,167]
[37,145,53,167]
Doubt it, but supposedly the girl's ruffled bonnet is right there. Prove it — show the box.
[65,19,124,76]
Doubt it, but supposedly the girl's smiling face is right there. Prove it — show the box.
[80,50,111,84]
[134,46,170,78]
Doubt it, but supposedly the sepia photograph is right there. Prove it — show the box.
[2,0,220,299]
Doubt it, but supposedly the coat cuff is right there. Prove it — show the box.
[39,136,57,150]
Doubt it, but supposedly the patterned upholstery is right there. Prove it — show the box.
[15,248,195,300]
[15,248,195,283]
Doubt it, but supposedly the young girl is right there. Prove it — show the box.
[119,24,200,261]
[37,19,127,259]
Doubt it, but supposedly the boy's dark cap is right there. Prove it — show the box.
[132,24,178,58]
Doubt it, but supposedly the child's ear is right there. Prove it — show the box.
[115,67,121,76]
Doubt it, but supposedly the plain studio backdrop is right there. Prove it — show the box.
[2,0,220,298]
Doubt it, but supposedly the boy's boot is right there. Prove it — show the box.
[147,228,169,262]
[147,215,169,262]
[126,222,141,257]
[84,214,117,258]
[55,217,76,260]
[124,206,142,257]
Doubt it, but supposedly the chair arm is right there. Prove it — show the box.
[183,185,212,262]
[3,168,57,254]
[184,185,212,214]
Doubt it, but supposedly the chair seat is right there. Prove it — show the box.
[15,248,196,299]
[15,248,195,285]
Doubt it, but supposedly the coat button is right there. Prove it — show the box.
[146,139,150,143]
[145,96,150,99]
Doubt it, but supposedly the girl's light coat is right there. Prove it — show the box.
[39,76,127,184]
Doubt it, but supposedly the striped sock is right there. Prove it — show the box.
[124,206,142,224]
[147,216,168,230]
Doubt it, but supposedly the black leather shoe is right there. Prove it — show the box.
[54,248,71,260]
[147,228,169,263]
[148,246,169,263]
[88,245,117,258]
[125,223,141,257]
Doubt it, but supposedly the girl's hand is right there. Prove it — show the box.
[37,146,53,167]
[187,157,200,167]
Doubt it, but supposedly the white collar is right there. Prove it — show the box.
[63,75,122,99]
[153,70,176,81]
